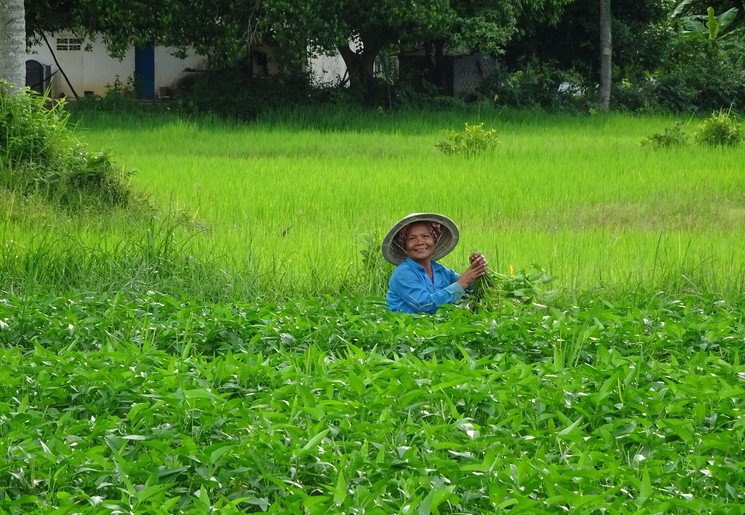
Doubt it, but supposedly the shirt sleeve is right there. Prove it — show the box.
[389,266,466,314]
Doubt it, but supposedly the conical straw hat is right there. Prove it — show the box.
[381,213,460,265]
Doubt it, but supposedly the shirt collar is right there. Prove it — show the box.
[405,257,438,270]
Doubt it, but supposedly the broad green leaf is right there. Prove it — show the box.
[636,469,652,507]
[295,428,330,458]
[418,485,456,515]
[557,417,583,438]
[333,469,347,506]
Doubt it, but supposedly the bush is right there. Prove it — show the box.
[641,121,689,148]
[0,82,132,209]
[68,75,166,115]
[173,67,469,119]
[174,69,320,121]
[436,122,498,157]
[478,60,590,112]
[611,77,660,113]
[649,38,745,113]
[694,109,742,147]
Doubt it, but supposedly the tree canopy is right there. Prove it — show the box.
[21,0,743,112]
[261,0,574,88]
[25,0,574,89]
[27,0,265,63]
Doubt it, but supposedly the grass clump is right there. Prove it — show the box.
[641,121,688,148]
[694,108,742,147]
[358,230,393,296]
[435,122,498,157]
[0,82,133,210]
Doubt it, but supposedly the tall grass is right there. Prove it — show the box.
[0,85,132,210]
[0,213,261,299]
[5,107,745,298]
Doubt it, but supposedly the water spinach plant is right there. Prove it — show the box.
[0,291,743,513]
[467,262,557,312]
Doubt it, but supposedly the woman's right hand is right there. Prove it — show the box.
[458,253,488,289]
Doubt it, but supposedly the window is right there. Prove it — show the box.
[56,38,83,51]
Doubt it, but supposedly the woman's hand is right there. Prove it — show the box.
[457,252,488,289]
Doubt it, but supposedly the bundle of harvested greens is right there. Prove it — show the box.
[466,261,557,313]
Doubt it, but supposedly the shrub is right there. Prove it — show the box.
[478,60,590,112]
[173,67,467,119]
[0,82,133,209]
[694,109,742,147]
[650,38,745,113]
[68,75,164,115]
[611,77,660,113]
[174,69,320,121]
[436,122,499,157]
[641,121,689,148]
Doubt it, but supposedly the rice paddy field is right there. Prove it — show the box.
[0,107,744,513]
[66,108,745,296]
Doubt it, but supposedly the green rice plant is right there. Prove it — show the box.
[24,108,745,298]
[358,230,393,296]
[0,213,259,300]
[694,108,742,147]
[640,121,689,148]
[435,122,498,157]
[0,82,133,210]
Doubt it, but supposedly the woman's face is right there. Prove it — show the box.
[403,222,435,263]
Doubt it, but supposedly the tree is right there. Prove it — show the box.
[598,0,611,110]
[672,0,741,43]
[24,0,575,93]
[260,0,454,90]
[26,0,266,66]
[266,0,574,91]
[503,0,671,85]
[672,0,743,28]
[0,0,26,91]
[657,0,745,111]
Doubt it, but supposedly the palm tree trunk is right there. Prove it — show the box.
[599,0,612,110]
[0,0,27,92]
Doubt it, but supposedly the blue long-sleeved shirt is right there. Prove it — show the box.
[386,258,466,314]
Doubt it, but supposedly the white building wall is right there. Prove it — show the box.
[25,33,206,99]
[308,53,347,86]
[25,33,349,98]
[154,46,206,95]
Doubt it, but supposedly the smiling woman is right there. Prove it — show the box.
[382,213,488,314]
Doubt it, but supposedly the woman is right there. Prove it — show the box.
[381,213,488,314]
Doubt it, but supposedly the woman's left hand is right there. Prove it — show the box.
[469,252,484,264]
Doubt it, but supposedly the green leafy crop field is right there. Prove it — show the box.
[0,292,743,513]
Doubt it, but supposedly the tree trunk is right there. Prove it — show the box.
[337,32,387,92]
[338,45,374,90]
[0,0,26,92]
[598,0,612,111]
[424,41,447,93]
